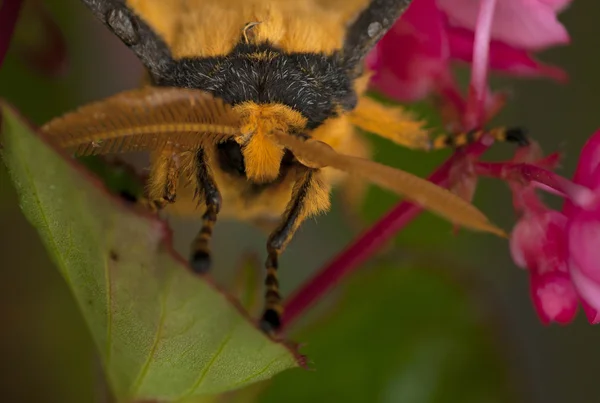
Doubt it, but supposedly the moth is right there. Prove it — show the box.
[41,0,523,332]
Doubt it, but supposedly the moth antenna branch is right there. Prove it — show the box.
[41,87,241,156]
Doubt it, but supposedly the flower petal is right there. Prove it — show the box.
[563,130,600,217]
[437,0,571,50]
[567,210,600,285]
[529,271,579,324]
[569,261,600,323]
[580,298,600,325]
[509,210,567,272]
[367,0,450,101]
[539,0,572,12]
[447,26,567,82]
[571,130,600,189]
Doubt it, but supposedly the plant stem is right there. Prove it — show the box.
[464,0,497,129]
[282,139,491,329]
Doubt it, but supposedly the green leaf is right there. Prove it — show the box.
[0,105,300,402]
[259,265,517,403]
[231,253,263,316]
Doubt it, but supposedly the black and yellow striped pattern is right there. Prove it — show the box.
[147,197,171,211]
[189,149,222,274]
[190,203,219,274]
[261,250,283,333]
[430,127,529,150]
[259,169,318,334]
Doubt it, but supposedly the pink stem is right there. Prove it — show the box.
[282,139,491,329]
[464,0,497,129]
[0,0,24,69]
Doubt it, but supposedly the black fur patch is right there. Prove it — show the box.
[154,42,357,129]
[217,140,246,176]
[217,139,299,190]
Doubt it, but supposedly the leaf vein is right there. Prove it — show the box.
[12,135,70,287]
[177,323,237,400]
[130,271,173,396]
[229,353,287,388]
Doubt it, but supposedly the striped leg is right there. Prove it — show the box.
[260,170,316,334]
[189,149,221,274]
[350,96,528,152]
[431,127,529,149]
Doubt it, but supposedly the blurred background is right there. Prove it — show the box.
[1,1,599,402]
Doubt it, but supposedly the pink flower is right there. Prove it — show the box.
[438,0,571,50]
[506,130,600,324]
[509,199,579,324]
[563,131,600,323]
[447,27,567,81]
[367,0,454,101]
[367,0,570,104]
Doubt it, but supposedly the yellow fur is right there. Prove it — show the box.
[165,112,367,224]
[147,146,184,204]
[126,0,371,58]
[125,0,397,223]
[233,102,307,183]
[128,0,429,226]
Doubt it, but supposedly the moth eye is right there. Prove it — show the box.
[217,140,246,176]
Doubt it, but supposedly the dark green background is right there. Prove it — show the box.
[1,1,599,402]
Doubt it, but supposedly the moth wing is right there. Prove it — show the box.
[273,131,506,237]
[41,86,241,156]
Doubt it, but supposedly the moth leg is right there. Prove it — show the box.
[146,149,181,211]
[350,96,529,151]
[260,169,330,333]
[430,127,529,149]
[80,0,173,78]
[189,149,221,274]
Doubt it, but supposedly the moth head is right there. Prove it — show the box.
[233,102,307,184]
